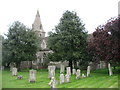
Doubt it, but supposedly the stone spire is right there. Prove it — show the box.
[32,10,45,38]
[32,10,44,32]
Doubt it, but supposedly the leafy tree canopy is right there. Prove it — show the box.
[47,10,89,69]
[3,21,40,70]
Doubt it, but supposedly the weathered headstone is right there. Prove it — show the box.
[82,73,86,78]
[12,67,17,76]
[96,64,100,69]
[0,66,4,70]
[76,69,80,79]
[100,61,106,69]
[10,62,16,71]
[72,69,76,75]
[66,67,71,76]
[48,66,56,79]
[60,74,64,84]
[65,74,70,83]
[108,63,113,76]
[87,66,90,77]
[60,64,65,74]
[29,70,36,83]
[48,77,58,88]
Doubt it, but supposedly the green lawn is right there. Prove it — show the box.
[2,68,119,88]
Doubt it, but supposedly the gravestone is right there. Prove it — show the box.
[60,74,64,84]
[65,74,70,83]
[76,69,80,79]
[60,64,65,73]
[108,63,113,76]
[12,67,17,76]
[100,61,106,69]
[10,62,16,71]
[66,67,71,76]
[29,70,36,83]
[72,69,76,75]
[48,77,58,88]
[82,73,86,78]
[87,66,90,77]
[96,64,100,69]
[0,66,4,70]
[48,66,56,79]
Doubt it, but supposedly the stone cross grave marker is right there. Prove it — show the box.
[60,74,64,84]
[29,70,36,83]
[76,69,80,79]
[87,66,90,77]
[12,67,17,76]
[108,63,113,76]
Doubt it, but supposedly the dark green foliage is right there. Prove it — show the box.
[3,21,39,70]
[47,10,89,70]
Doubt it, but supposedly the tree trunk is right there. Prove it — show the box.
[69,60,73,73]
[105,61,108,68]
[16,62,21,71]
[30,61,32,69]
[73,60,77,69]
[113,66,116,70]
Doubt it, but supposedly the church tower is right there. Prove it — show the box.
[32,10,45,38]
[32,10,47,49]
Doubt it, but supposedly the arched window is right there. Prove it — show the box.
[41,40,46,49]
[39,34,41,37]
[40,24,42,29]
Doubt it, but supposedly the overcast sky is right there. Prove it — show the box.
[0,0,119,36]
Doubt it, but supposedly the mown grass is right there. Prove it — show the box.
[2,68,119,88]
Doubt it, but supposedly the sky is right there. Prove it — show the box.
[0,0,119,37]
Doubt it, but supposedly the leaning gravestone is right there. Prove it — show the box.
[29,70,36,83]
[76,69,80,79]
[12,67,17,76]
[48,66,56,79]
[60,64,65,73]
[66,67,71,76]
[60,74,64,84]
[48,77,58,88]
[108,63,113,76]
[87,66,90,77]
[72,69,76,75]
[65,74,70,83]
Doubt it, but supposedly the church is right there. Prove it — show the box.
[31,10,53,69]
[20,10,105,70]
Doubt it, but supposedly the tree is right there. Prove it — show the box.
[47,10,89,71]
[87,16,120,68]
[2,35,10,67]
[4,21,39,71]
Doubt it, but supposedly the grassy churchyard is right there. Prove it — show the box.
[2,68,119,88]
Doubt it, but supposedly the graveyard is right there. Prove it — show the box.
[1,5,120,89]
[2,67,119,88]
